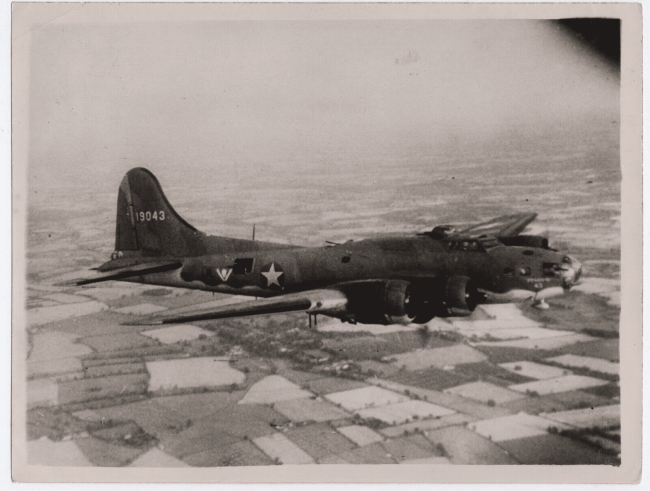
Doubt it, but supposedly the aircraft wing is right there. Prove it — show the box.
[54,261,183,286]
[122,289,348,326]
[450,213,537,239]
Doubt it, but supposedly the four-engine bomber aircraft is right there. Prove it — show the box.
[61,168,582,326]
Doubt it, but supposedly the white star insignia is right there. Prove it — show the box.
[262,263,283,287]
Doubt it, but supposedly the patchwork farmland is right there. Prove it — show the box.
[24,271,621,466]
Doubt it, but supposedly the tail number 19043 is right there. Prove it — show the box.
[136,211,166,222]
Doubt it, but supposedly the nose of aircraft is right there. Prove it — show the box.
[561,255,582,290]
[572,256,583,283]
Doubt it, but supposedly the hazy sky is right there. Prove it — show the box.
[17,7,619,194]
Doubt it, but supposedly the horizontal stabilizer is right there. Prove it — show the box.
[122,289,348,326]
[54,261,183,287]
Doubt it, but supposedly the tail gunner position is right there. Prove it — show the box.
[62,168,582,326]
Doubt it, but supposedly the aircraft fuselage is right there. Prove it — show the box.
[114,235,580,303]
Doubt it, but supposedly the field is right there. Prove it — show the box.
[146,358,245,391]
[141,325,215,345]
[541,405,620,428]
[388,367,476,391]
[182,440,273,467]
[469,413,569,442]
[57,373,149,405]
[304,377,368,395]
[83,362,147,378]
[336,443,395,464]
[285,423,357,459]
[238,375,312,405]
[321,331,447,361]
[129,448,190,467]
[382,435,440,462]
[273,398,349,423]
[390,345,488,370]
[81,332,159,353]
[154,391,246,419]
[76,437,145,466]
[473,333,597,350]
[113,304,169,316]
[253,433,314,465]
[444,382,526,405]
[357,400,456,425]
[27,301,108,327]
[508,375,609,396]
[561,339,620,361]
[325,386,408,412]
[379,413,476,438]
[28,438,94,466]
[27,379,59,408]
[499,361,571,380]
[544,390,614,411]
[28,357,84,379]
[336,425,384,446]
[93,399,188,438]
[424,426,519,465]
[546,354,619,375]
[498,434,619,465]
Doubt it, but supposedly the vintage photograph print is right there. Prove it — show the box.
[12,3,641,484]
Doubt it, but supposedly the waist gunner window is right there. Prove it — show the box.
[233,258,254,274]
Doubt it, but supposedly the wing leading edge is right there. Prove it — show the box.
[122,289,348,326]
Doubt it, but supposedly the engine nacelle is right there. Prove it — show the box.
[381,280,421,325]
[179,261,201,282]
[437,275,480,317]
[379,276,481,323]
[500,235,550,250]
[340,276,481,325]
[341,280,425,326]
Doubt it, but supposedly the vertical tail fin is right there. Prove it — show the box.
[115,168,205,257]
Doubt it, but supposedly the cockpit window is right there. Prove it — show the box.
[447,240,484,252]
[479,238,502,250]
